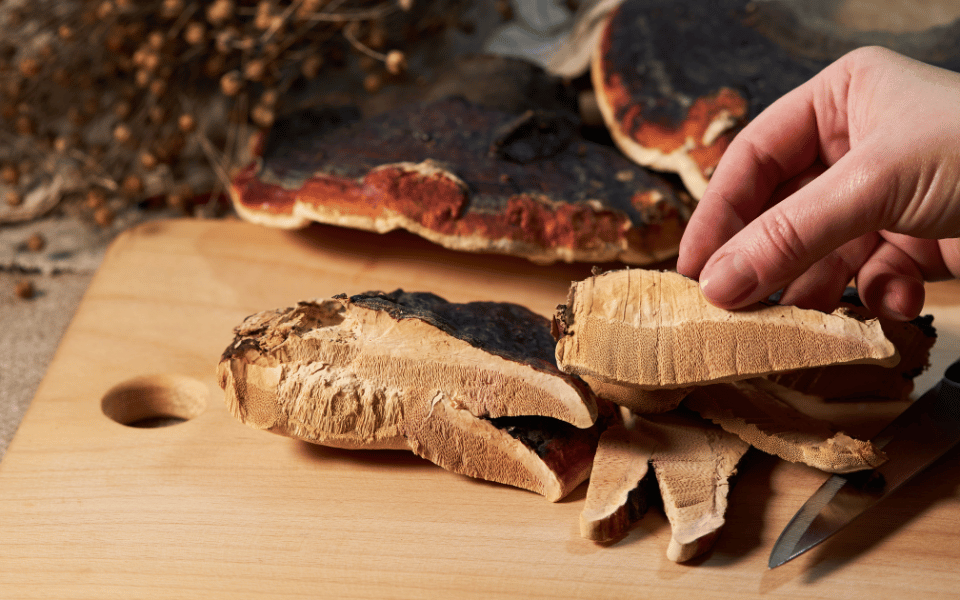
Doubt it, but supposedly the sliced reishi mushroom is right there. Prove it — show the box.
[685,378,887,474]
[580,413,656,542]
[230,97,693,265]
[217,290,603,502]
[554,269,899,396]
[768,307,936,401]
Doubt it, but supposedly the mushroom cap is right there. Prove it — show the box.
[592,0,960,198]
[230,97,693,265]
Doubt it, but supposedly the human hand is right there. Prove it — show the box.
[676,46,960,321]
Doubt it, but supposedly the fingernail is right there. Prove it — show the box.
[700,253,758,306]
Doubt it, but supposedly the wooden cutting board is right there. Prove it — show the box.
[1,219,958,600]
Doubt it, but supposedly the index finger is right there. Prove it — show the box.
[677,63,849,279]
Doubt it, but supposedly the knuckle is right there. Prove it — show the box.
[755,213,809,274]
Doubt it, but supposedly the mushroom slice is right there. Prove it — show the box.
[645,410,750,562]
[580,412,656,541]
[769,308,936,401]
[554,269,899,393]
[685,379,887,474]
[230,96,693,266]
[218,290,602,501]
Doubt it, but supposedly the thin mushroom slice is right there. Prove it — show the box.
[644,410,750,563]
[580,411,656,541]
[218,290,602,501]
[579,374,690,414]
[768,306,937,401]
[554,269,899,392]
[685,378,887,474]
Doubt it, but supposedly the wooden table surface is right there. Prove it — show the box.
[1,219,958,599]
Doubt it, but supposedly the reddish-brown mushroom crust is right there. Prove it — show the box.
[230,98,694,265]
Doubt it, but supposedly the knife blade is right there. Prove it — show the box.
[769,358,960,569]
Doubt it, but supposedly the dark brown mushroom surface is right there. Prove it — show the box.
[230,97,693,265]
[593,0,960,198]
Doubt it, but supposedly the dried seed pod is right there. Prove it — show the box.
[259,88,279,106]
[206,0,234,25]
[97,1,115,19]
[177,113,197,132]
[18,58,40,78]
[58,24,75,40]
[94,206,115,227]
[15,280,35,300]
[251,104,275,128]
[113,123,133,144]
[363,72,383,93]
[1,164,18,186]
[26,232,45,252]
[161,0,184,19]
[184,22,206,45]
[243,59,266,81]
[140,151,158,170]
[14,114,34,135]
[300,54,323,79]
[147,31,166,51]
[121,174,144,197]
[385,50,407,75]
[397,0,414,11]
[220,70,242,96]
[86,188,107,209]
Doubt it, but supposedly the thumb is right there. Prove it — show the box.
[698,147,894,308]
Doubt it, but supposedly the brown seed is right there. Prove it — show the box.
[243,59,266,81]
[251,104,275,128]
[14,115,33,135]
[397,0,414,10]
[135,68,151,88]
[1,164,18,186]
[149,79,167,98]
[121,175,144,197]
[300,54,323,79]
[177,113,197,132]
[53,136,70,153]
[86,188,107,210]
[15,280,35,300]
[184,22,206,45]
[161,0,184,19]
[385,50,407,75]
[204,54,226,78]
[114,100,132,119]
[97,1,114,19]
[5,190,21,207]
[259,88,279,106]
[19,57,41,78]
[363,72,383,94]
[220,71,242,96]
[58,24,74,40]
[148,31,166,51]
[113,123,133,144]
[141,51,161,73]
[207,0,234,26]
[26,233,45,252]
[94,206,114,227]
[140,151,158,170]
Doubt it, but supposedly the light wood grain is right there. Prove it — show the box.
[0,219,958,600]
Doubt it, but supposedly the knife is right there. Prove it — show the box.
[769,358,960,568]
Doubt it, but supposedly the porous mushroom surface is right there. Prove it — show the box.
[645,410,750,562]
[685,378,887,473]
[230,97,693,265]
[217,290,602,502]
[554,269,899,396]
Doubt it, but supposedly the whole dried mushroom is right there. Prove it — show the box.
[218,290,606,502]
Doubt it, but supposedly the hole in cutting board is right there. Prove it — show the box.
[101,374,208,428]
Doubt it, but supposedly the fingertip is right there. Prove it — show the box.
[699,252,761,308]
[860,274,925,321]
